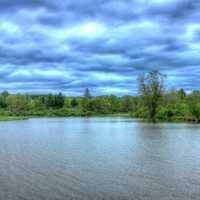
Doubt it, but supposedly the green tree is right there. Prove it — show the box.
[90,96,111,114]
[64,98,71,108]
[84,88,92,98]
[0,91,9,108]
[45,94,55,108]
[108,95,119,113]
[6,94,31,115]
[178,88,186,100]
[55,93,65,108]
[187,91,200,122]
[71,98,79,108]
[82,88,92,114]
[120,96,134,112]
[33,96,45,110]
[139,70,165,122]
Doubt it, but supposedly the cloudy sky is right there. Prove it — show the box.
[0,0,200,95]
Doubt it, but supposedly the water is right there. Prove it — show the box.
[0,117,200,200]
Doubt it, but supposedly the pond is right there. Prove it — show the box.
[0,117,200,200]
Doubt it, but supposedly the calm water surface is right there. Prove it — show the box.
[0,117,200,200]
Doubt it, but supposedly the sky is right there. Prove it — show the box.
[0,0,200,96]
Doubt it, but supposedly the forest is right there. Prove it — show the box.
[0,70,200,122]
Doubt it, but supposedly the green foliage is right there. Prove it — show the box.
[71,98,79,108]
[187,91,200,122]
[45,93,65,108]
[6,94,31,115]
[55,93,65,108]
[120,96,135,112]
[0,91,9,108]
[156,104,186,122]
[0,116,28,121]
[33,96,45,110]
[64,98,71,108]
[82,88,93,115]
[108,95,120,113]
[178,88,186,100]
[90,96,112,114]
[131,105,148,119]
[0,84,200,123]
[139,70,165,122]
[45,94,55,108]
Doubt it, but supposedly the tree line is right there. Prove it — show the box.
[0,70,200,122]
[0,89,136,117]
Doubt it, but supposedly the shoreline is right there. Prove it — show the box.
[0,116,29,121]
[0,114,199,124]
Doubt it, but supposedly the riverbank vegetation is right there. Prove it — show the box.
[0,70,200,122]
[0,116,28,121]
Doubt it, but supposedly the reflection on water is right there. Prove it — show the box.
[0,117,200,200]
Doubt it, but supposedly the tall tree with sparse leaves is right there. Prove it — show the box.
[82,88,92,114]
[138,70,165,122]
[84,88,91,98]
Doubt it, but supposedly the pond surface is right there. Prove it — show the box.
[0,117,200,200]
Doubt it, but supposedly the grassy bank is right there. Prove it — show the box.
[0,114,198,123]
[0,112,131,121]
[0,107,199,123]
[90,113,130,117]
[0,116,28,121]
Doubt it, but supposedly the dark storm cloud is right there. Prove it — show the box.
[147,0,198,19]
[0,0,200,95]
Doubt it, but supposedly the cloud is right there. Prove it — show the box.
[0,0,199,95]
